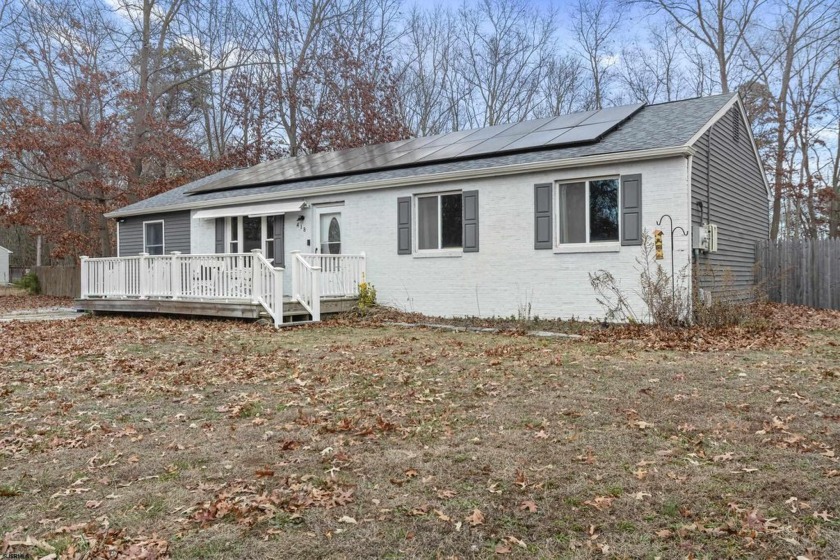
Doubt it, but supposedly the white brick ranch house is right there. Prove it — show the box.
[77,92,769,325]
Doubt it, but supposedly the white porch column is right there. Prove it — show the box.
[79,256,89,299]
[274,264,284,326]
[311,265,321,321]
[138,252,149,299]
[251,249,262,304]
[170,252,181,300]
[359,251,367,291]
[290,250,301,301]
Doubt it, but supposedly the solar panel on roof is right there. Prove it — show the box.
[494,116,556,137]
[533,111,596,132]
[550,121,617,144]
[502,129,572,151]
[576,104,640,125]
[186,102,644,195]
[386,145,452,167]
[421,128,481,148]
[456,135,520,157]
[414,140,487,161]
[457,122,516,142]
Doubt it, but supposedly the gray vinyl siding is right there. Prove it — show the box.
[691,106,769,299]
[118,211,191,256]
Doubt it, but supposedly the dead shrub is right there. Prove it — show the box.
[590,231,690,327]
[590,232,773,329]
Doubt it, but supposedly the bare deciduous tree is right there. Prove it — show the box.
[535,54,584,117]
[632,0,764,93]
[745,0,839,239]
[457,0,554,127]
[571,0,620,109]
[399,6,457,136]
[618,23,687,104]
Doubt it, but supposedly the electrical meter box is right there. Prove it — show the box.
[693,224,718,253]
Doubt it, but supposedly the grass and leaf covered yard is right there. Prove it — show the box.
[0,303,838,559]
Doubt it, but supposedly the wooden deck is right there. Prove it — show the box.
[74,296,358,322]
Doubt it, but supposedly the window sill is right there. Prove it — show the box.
[554,242,621,254]
[413,250,463,259]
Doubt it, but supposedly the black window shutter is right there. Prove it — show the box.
[620,174,642,246]
[215,218,225,253]
[273,215,285,267]
[534,183,553,249]
[397,197,411,254]
[462,190,479,252]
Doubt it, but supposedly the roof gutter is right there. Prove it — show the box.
[106,146,695,218]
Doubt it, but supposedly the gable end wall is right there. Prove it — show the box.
[691,106,769,298]
[118,211,191,256]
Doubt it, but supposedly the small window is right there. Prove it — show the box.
[229,216,239,252]
[143,221,164,255]
[265,216,275,260]
[557,178,618,245]
[417,193,462,250]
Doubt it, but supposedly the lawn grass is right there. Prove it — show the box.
[0,306,838,559]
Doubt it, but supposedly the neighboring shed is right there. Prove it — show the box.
[0,245,11,284]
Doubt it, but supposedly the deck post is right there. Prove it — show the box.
[79,256,89,299]
[274,266,283,327]
[138,252,149,299]
[251,249,262,304]
[290,250,301,300]
[170,252,181,300]
[359,251,366,294]
[311,265,321,321]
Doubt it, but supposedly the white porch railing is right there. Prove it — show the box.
[290,252,321,321]
[298,252,366,298]
[80,251,367,325]
[253,253,283,326]
[80,251,285,326]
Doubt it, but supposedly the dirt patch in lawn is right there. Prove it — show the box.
[1,309,838,559]
[0,294,74,313]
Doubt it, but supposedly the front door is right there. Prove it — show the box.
[314,210,345,297]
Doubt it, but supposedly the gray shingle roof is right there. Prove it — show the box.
[108,93,734,218]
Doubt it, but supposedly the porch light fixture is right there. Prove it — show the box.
[296,215,305,229]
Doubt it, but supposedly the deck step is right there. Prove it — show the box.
[281,298,358,317]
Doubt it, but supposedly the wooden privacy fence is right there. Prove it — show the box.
[33,265,81,298]
[755,239,840,310]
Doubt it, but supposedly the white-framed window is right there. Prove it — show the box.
[143,220,164,255]
[416,191,462,251]
[557,177,619,246]
[265,216,276,259]
[228,216,239,252]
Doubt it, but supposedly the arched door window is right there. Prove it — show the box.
[320,213,341,254]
